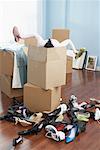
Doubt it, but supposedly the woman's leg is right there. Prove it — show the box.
[60,39,78,53]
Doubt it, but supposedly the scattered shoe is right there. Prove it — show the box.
[14,117,33,126]
[44,39,54,48]
[75,113,89,122]
[45,125,65,141]
[13,136,23,147]
[18,121,44,136]
[90,98,100,104]
[95,104,100,108]
[95,108,100,120]
[75,112,90,118]
[48,103,68,117]
[45,130,65,142]
[55,114,64,122]
[69,95,84,110]
[28,112,44,123]
[65,125,78,143]
[77,121,86,133]
[45,125,57,134]
[57,104,68,115]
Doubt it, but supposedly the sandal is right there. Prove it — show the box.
[95,108,100,120]
[75,113,89,122]
[14,117,33,126]
[28,112,44,123]
[18,121,44,136]
[65,125,78,143]
[55,114,64,122]
[45,125,65,142]
[90,98,100,104]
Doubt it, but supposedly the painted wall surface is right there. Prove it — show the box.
[66,0,100,66]
[45,0,100,67]
[42,0,46,38]
[0,0,42,42]
[45,0,66,38]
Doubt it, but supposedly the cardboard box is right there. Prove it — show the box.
[52,29,70,42]
[1,37,37,76]
[66,56,73,73]
[24,36,37,47]
[1,46,28,76]
[28,46,66,90]
[0,75,23,98]
[24,83,61,112]
[2,50,14,76]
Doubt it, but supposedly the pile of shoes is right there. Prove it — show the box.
[0,95,100,148]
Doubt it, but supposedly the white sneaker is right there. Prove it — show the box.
[95,108,100,120]
[57,104,68,115]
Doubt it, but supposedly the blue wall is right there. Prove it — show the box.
[45,0,100,67]
[66,0,100,67]
[45,0,66,38]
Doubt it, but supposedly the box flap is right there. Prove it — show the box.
[52,29,70,42]
[28,46,66,62]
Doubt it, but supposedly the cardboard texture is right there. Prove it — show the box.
[0,75,23,98]
[52,29,70,42]
[2,50,14,76]
[1,47,28,76]
[66,56,73,73]
[24,83,61,112]
[28,46,66,90]
[0,51,3,77]
[24,37,37,47]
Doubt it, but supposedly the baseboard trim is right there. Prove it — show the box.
[96,66,100,71]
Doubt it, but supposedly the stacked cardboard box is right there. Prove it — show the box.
[0,37,36,98]
[24,45,66,112]
[1,75,22,98]
[52,29,70,42]
[24,83,61,112]
[66,56,73,74]
[52,29,73,74]
[0,49,25,98]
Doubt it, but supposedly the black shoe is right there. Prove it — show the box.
[77,121,86,133]
[13,136,23,147]
[18,122,44,136]
[0,113,15,122]
[44,39,54,48]
[48,108,61,117]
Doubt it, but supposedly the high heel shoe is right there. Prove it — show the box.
[18,121,44,136]
[65,125,78,143]
[95,108,100,120]
[13,136,23,147]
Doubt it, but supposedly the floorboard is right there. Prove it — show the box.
[0,70,100,150]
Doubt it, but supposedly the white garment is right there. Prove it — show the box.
[12,51,22,88]
[24,34,77,53]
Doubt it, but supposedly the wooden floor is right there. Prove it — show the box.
[0,70,100,150]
